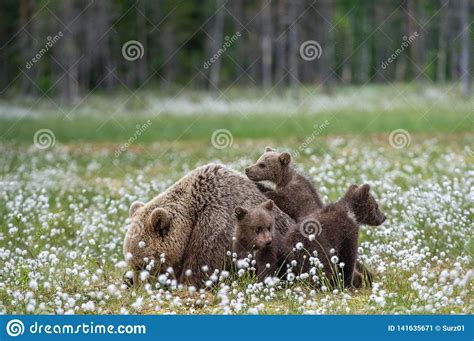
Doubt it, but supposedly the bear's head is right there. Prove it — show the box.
[342,184,386,226]
[233,199,275,251]
[123,197,193,280]
[245,147,292,185]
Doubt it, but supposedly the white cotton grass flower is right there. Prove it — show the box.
[29,279,38,291]
[1,136,471,315]
[107,284,118,295]
[236,259,249,269]
[131,297,143,311]
[115,260,127,269]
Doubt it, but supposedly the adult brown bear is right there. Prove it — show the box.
[123,163,294,287]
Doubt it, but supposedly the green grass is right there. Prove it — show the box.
[0,133,472,314]
[0,83,472,143]
[0,84,472,314]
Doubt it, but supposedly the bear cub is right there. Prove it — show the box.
[286,184,386,288]
[232,200,288,281]
[245,147,324,221]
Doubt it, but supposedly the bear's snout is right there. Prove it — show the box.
[245,167,257,180]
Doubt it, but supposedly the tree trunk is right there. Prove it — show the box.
[395,0,408,82]
[449,0,459,80]
[437,0,449,83]
[459,0,471,97]
[274,0,287,90]
[374,0,386,82]
[160,25,177,88]
[288,0,300,94]
[407,0,424,81]
[232,0,245,85]
[260,0,273,89]
[19,0,38,96]
[136,0,148,85]
[356,0,370,84]
[207,0,225,89]
[319,0,334,88]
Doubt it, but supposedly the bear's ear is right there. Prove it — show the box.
[264,146,275,153]
[149,208,170,234]
[261,199,274,211]
[234,206,248,220]
[342,184,358,201]
[354,184,370,201]
[129,201,145,217]
[278,152,291,166]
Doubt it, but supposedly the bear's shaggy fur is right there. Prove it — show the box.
[232,200,289,281]
[286,184,386,288]
[231,184,385,288]
[245,147,324,221]
[123,164,294,287]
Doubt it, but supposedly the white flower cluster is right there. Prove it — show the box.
[0,137,471,314]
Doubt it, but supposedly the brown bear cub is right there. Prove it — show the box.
[232,200,288,281]
[286,184,386,288]
[245,147,324,221]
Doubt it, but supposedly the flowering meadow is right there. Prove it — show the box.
[1,132,472,314]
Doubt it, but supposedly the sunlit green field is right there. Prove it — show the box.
[0,85,472,314]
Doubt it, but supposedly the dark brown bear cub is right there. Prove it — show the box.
[287,184,386,288]
[233,200,288,281]
[245,147,324,221]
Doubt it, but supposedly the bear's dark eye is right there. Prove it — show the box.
[258,163,266,168]
[256,227,263,234]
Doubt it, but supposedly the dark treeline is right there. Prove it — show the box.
[0,0,472,99]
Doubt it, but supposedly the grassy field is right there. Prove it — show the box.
[0,84,472,314]
[0,83,472,143]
